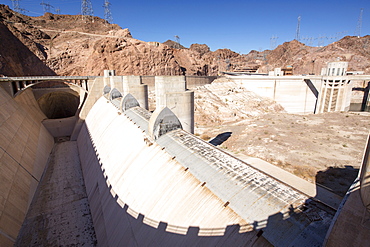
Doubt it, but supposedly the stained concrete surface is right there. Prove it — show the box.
[15,140,96,246]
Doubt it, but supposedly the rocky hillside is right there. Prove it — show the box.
[0,4,369,77]
[255,38,370,75]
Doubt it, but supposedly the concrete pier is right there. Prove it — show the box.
[155,76,194,133]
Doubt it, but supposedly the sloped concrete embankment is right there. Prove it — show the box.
[77,97,270,246]
[78,92,337,246]
[0,87,54,246]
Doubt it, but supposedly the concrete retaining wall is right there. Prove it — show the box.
[231,76,320,114]
[0,88,54,246]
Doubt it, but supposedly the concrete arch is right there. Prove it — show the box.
[37,91,80,119]
[109,88,122,101]
[148,107,183,140]
[120,93,140,112]
[103,85,111,95]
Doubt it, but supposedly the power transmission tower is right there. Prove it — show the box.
[81,0,94,20]
[355,8,364,37]
[40,1,54,14]
[295,16,301,41]
[55,7,61,14]
[270,35,278,50]
[11,0,27,14]
[103,0,113,24]
[174,35,180,49]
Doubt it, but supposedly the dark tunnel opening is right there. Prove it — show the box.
[37,91,80,119]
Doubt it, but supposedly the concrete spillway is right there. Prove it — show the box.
[1,75,369,246]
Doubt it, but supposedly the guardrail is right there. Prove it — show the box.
[0,76,98,82]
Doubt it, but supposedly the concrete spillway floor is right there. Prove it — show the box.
[15,139,97,246]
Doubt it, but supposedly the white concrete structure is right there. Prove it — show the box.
[227,74,370,114]
[229,75,320,114]
[74,91,338,246]
[1,73,369,246]
[316,77,352,113]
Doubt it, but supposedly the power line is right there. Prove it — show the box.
[355,8,364,37]
[103,0,113,24]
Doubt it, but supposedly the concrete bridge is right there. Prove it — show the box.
[0,72,369,246]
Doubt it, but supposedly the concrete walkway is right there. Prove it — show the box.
[15,140,96,246]
[230,152,343,210]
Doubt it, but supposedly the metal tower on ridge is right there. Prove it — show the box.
[103,0,113,24]
[40,1,54,14]
[81,0,94,19]
[355,8,364,37]
[295,16,301,41]
[10,0,27,14]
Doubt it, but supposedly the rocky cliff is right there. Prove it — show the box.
[0,4,369,77]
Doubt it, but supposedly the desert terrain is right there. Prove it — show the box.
[191,77,369,197]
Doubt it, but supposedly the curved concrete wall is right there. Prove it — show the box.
[78,93,338,246]
[0,87,54,246]
[77,97,270,246]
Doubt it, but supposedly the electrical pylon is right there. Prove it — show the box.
[295,16,301,41]
[355,8,364,37]
[40,1,54,14]
[81,0,94,20]
[103,0,113,24]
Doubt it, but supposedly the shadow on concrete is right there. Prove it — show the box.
[209,132,232,146]
[352,81,370,112]
[316,166,359,197]
[77,124,271,246]
[304,79,319,113]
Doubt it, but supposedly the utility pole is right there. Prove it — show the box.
[40,1,54,14]
[295,16,301,41]
[55,7,61,14]
[103,0,113,24]
[355,8,364,37]
[81,0,94,21]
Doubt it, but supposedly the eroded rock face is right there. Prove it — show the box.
[1,4,369,77]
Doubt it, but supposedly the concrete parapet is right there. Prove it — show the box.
[155,76,194,133]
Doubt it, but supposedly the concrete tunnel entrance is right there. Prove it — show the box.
[37,91,80,119]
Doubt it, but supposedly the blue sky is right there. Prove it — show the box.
[4,0,370,54]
